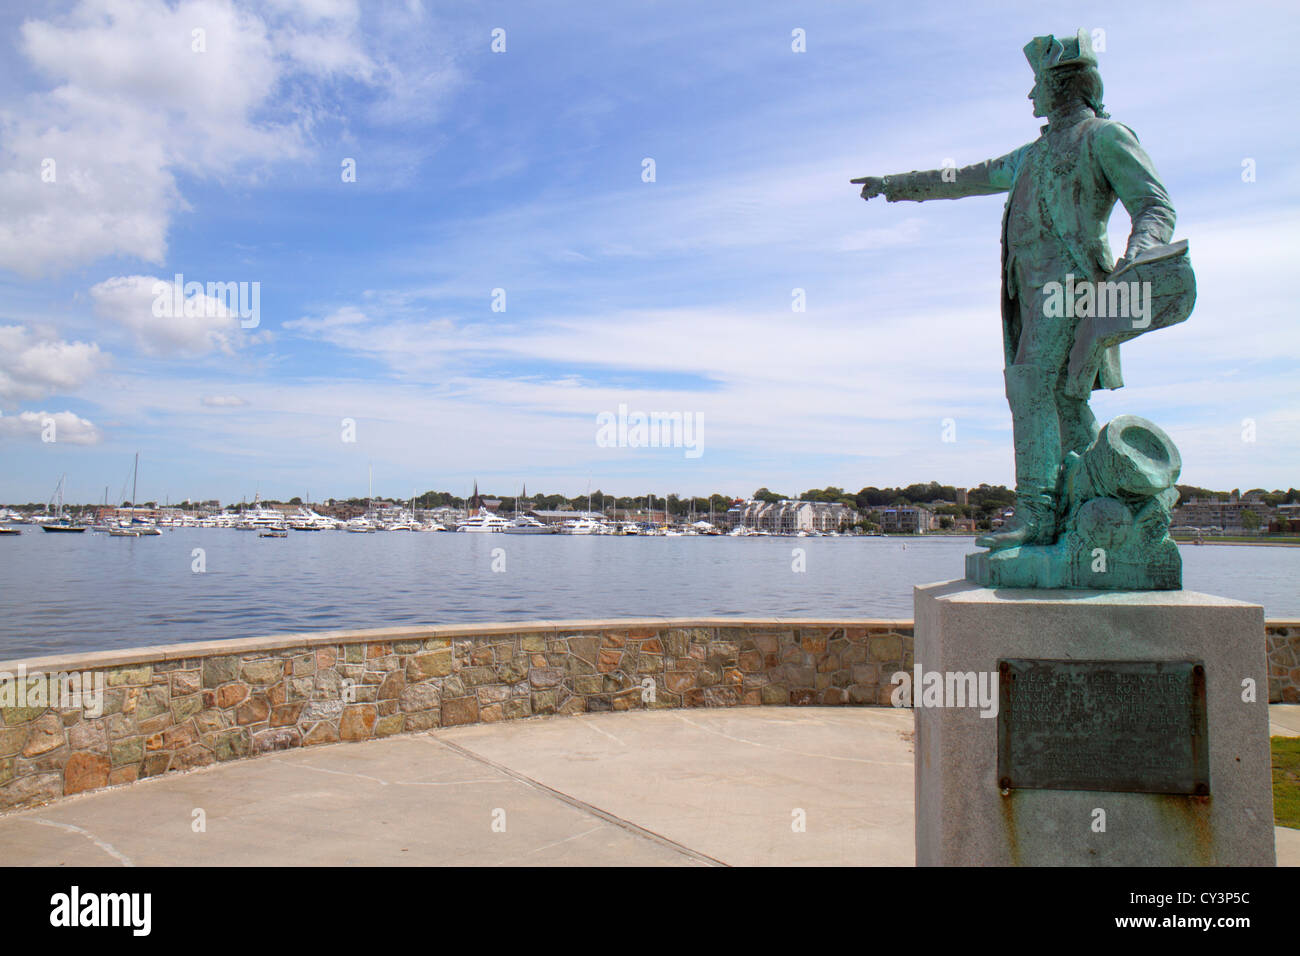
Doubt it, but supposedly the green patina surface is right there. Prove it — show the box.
[854,29,1195,589]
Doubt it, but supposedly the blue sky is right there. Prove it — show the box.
[1,0,1297,505]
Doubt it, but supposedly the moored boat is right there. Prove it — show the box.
[502,515,556,534]
[41,476,87,532]
[456,512,509,533]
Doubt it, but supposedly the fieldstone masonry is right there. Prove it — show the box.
[0,619,912,812]
[1,616,1294,813]
[1267,622,1300,703]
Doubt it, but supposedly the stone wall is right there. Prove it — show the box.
[0,619,912,812]
[2,615,1295,813]
[1267,621,1300,703]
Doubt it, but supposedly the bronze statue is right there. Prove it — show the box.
[854,30,1195,588]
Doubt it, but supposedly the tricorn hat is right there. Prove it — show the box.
[1024,29,1098,76]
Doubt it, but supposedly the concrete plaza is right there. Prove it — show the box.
[0,706,1296,866]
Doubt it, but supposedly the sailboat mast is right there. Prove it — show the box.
[131,452,139,512]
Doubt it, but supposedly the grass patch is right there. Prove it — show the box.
[1174,535,1300,545]
[1274,736,1300,829]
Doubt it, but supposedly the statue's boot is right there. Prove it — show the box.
[975,365,1061,552]
[1056,388,1100,458]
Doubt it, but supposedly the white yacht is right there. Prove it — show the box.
[559,516,604,535]
[236,500,285,531]
[288,507,334,531]
[502,515,556,534]
[456,513,509,533]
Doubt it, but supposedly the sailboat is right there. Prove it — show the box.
[89,486,114,532]
[41,475,87,532]
[347,465,380,532]
[385,490,420,531]
[118,453,162,534]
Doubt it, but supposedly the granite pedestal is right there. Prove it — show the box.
[914,580,1275,866]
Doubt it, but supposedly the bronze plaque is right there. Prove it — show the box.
[997,659,1209,794]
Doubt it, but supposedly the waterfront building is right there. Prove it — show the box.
[726,499,856,533]
[874,505,936,534]
[1170,495,1272,534]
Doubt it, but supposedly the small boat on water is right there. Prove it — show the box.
[43,521,88,532]
[41,475,87,532]
[0,527,20,535]
[259,529,288,538]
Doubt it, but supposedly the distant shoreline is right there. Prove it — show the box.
[1175,538,1300,548]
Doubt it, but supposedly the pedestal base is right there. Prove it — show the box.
[914,580,1275,866]
[965,535,1181,589]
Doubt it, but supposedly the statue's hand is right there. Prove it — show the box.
[851,176,885,201]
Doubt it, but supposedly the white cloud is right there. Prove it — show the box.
[0,325,107,406]
[201,394,250,407]
[90,274,248,356]
[0,410,101,445]
[0,0,457,277]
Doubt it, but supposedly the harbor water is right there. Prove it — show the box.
[0,530,1297,658]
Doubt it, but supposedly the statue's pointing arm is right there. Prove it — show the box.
[877,147,1027,202]
[1096,123,1176,262]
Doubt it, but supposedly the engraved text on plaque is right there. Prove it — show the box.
[997,658,1209,794]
